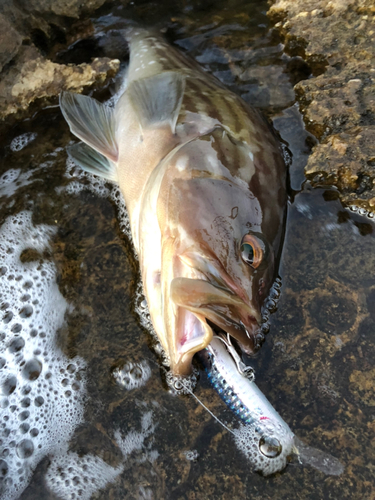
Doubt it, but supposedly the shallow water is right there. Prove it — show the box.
[0,0,374,499]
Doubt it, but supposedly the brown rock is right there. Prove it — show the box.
[17,0,107,18]
[0,14,22,73]
[268,0,375,213]
[0,45,120,120]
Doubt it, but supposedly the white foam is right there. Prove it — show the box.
[45,447,124,500]
[114,411,156,459]
[232,423,292,476]
[113,360,151,390]
[0,169,33,199]
[10,133,37,152]
[0,212,86,499]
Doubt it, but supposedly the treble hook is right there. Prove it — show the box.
[213,333,255,381]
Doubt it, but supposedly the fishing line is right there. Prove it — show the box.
[182,383,235,436]
[147,355,236,436]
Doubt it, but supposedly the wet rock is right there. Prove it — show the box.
[16,0,107,19]
[349,368,375,406]
[0,0,119,122]
[308,287,357,335]
[0,46,119,121]
[268,0,375,213]
[0,14,22,73]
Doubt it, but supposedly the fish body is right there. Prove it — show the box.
[60,27,286,376]
[59,28,345,478]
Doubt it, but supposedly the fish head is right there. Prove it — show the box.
[146,128,286,376]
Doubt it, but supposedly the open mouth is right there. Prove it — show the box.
[166,272,263,375]
[171,292,262,376]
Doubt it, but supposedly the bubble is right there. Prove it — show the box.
[0,398,9,409]
[2,311,13,324]
[1,376,17,395]
[0,459,8,477]
[16,439,34,459]
[259,436,282,458]
[21,397,31,408]
[20,305,33,318]
[18,411,30,421]
[0,212,87,498]
[34,396,44,407]
[11,323,22,333]
[21,359,42,381]
[21,385,31,395]
[130,366,143,380]
[113,360,152,391]
[184,449,199,461]
[19,423,30,434]
[10,132,37,152]
[8,336,25,353]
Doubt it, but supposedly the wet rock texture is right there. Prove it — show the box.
[0,0,119,121]
[268,0,375,213]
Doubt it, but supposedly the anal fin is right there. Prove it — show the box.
[68,143,118,183]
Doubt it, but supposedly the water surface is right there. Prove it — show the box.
[0,1,374,499]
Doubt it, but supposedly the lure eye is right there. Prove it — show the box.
[240,235,263,268]
[259,435,282,458]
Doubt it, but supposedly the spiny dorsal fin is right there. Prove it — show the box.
[68,143,118,183]
[60,92,118,162]
[127,72,185,134]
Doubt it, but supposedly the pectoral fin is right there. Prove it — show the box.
[68,143,118,182]
[127,72,185,133]
[60,91,118,162]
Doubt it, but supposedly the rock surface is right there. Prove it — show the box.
[0,47,119,120]
[0,0,118,122]
[268,0,375,214]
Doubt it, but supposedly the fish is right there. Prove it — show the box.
[60,27,344,477]
[60,27,287,378]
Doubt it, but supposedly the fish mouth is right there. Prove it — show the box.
[169,276,261,375]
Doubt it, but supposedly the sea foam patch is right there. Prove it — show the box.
[0,212,86,500]
[45,447,124,500]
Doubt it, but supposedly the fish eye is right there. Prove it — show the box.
[259,435,282,458]
[240,235,263,268]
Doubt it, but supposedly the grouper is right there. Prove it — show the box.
[60,27,287,377]
[60,27,346,477]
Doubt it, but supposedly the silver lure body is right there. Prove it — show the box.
[202,336,295,475]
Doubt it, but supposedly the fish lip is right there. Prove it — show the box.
[205,309,260,354]
[171,276,261,357]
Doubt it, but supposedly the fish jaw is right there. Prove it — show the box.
[170,276,261,353]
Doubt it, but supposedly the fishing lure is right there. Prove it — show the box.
[198,336,344,476]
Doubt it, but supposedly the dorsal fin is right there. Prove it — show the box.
[60,92,118,162]
[127,72,185,134]
[68,143,118,182]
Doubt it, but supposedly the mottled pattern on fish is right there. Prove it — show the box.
[128,31,273,143]
[60,26,287,377]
